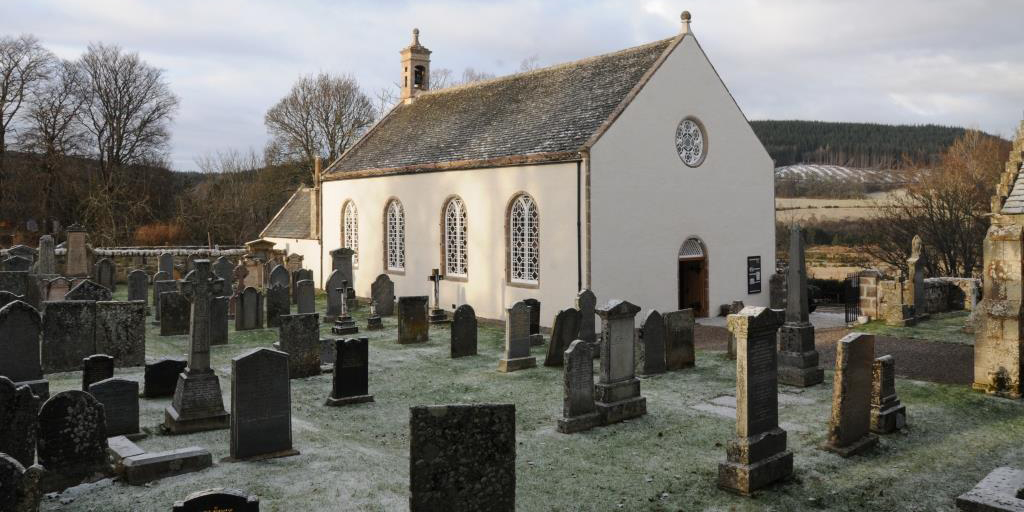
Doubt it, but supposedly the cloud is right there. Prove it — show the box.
[2,0,1021,170]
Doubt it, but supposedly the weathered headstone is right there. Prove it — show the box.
[0,451,40,512]
[366,300,383,330]
[0,376,39,468]
[37,390,110,492]
[65,225,90,277]
[212,256,234,286]
[45,277,71,301]
[152,276,173,320]
[576,289,597,351]
[127,269,148,305]
[164,260,230,434]
[269,265,290,297]
[718,306,792,495]
[210,296,229,346]
[594,300,646,423]
[94,258,116,292]
[636,310,667,376]
[907,234,926,318]
[769,273,786,309]
[778,224,824,387]
[173,488,260,512]
[498,301,536,372]
[397,296,429,344]
[41,300,94,375]
[409,404,516,512]
[37,235,56,275]
[158,252,174,276]
[450,304,478,358]
[557,340,600,434]
[544,308,580,367]
[2,255,32,272]
[870,355,906,434]
[295,279,315,314]
[0,290,22,309]
[123,446,212,486]
[330,247,355,292]
[663,309,696,370]
[95,301,147,367]
[371,274,395,316]
[65,280,111,301]
[823,332,878,456]
[324,270,344,323]
[291,268,312,306]
[160,291,191,336]
[523,298,543,345]
[144,358,187,398]
[0,301,48,398]
[265,284,289,328]
[230,348,297,460]
[279,313,321,378]
[955,467,1024,511]
[81,354,114,391]
[426,268,448,324]
[330,279,358,334]
[326,337,373,406]
[88,378,140,438]
[234,287,263,331]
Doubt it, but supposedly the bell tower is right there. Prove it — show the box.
[400,28,431,102]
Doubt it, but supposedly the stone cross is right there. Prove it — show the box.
[786,224,808,323]
[338,281,350,317]
[427,268,443,310]
[182,260,214,372]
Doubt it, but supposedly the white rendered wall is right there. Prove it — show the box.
[589,34,776,317]
[264,237,324,285]
[317,162,581,326]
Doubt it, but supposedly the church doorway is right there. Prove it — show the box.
[678,237,709,317]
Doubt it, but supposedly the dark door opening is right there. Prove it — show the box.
[678,237,709,317]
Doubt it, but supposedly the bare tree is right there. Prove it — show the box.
[519,55,541,72]
[77,42,179,179]
[0,34,53,181]
[264,73,375,176]
[431,67,496,90]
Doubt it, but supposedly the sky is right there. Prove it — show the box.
[3,0,1022,171]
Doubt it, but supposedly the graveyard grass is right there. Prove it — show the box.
[39,292,1024,511]
[856,311,974,345]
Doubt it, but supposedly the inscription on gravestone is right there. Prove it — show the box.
[81,354,114,391]
[230,348,297,461]
[88,378,140,438]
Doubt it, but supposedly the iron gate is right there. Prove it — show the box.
[842,273,861,323]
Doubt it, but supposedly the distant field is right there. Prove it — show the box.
[776,190,905,222]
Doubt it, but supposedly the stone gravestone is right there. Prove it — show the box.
[65,280,111,301]
[81,354,114,391]
[37,235,56,275]
[594,300,646,424]
[0,301,48,398]
[144,358,188,398]
[230,348,298,461]
[576,289,597,352]
[37,390,110,492]
[955,467,1024,511]
[45,277,71,301]
[778,224,824,387]
[164,260,230,434]
[0,450,37,512]
[95,301,147,367]
[127,269,149,305]
[823,332,879,456]
[397,296,429,344]
[64,225,89,277]
[41,300,94,375]
[152,276,173,320]
[0,376,40,468]
[94,258,116,292]
[557,340,600,434]
[523,298,543,346]
[324,270,344,323]
[2,255,32,272]
[210,296,229,346]
[636,310,667,376]
[366,301,383,330]
[664,309,696,371]
[544,308,580,367]
[295,279,315,314]
[371,274,395,316]
[330,247,355,295]
[269,265,290,299]
[450,304,478,358]
[409,404,516,512]
[173,488,260,512]
[212,256,234,286]
[292,268,313,306]
[234,287,263,331]
[326,337,374,406]
[906,234,927,319]
[426,268,448,324]
[158,252,174,276]
[265,284,290,328]
[278,313,321,378]
[870,355,907,434]
[0,290,23,309]
[229,264,247,318]
[498,301,536,372]
[88,378,140,438]
[160,291,191,336]
[718,306,792,495]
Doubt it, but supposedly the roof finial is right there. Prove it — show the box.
[680,10,691,34]
[412,28,420,46]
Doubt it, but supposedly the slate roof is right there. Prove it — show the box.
[1002,162,1024,214]
[325,36,677,177]
[261,188,312,239]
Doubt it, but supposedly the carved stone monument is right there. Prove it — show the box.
[498,301,536,372]
[777,224,824,387]
[557,340,600,434]
[594,300,646,424]
[823,332,878,457]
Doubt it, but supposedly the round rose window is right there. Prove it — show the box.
[675,118,706,167]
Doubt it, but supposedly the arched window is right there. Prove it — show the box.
[509,194,539,284]
[342,201,359,267]
[385,199,405,271]
[444,197,468,277]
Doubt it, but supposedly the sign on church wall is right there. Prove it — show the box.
[747,256,761,295]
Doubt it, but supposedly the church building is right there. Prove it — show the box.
[262,12,776,326]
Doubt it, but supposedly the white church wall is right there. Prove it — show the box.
[318,161,581,326]
[589,34,776,317]
[264,237,324,285]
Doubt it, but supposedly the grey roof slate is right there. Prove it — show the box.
[1002,163,1024,214]
[326,37,675,176]
[262,188,312,239]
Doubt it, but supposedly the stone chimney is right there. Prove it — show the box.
[400,28,431,102]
